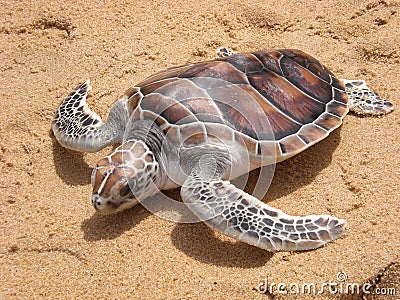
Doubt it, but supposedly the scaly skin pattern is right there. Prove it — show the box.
[181,173,346,251]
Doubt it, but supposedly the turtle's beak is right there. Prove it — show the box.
[91,190,139,214]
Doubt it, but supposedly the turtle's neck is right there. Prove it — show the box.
[124,120,165,156]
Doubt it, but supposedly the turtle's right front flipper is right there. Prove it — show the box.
[52,80,128,152]
[181,173,347,251]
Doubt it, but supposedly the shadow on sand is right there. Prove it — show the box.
[171,222,274,267]
[51,131,92,186]
[80,205,151,241]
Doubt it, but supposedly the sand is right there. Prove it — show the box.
[1,0,399,299]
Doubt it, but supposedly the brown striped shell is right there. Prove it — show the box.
[124,49,349,161]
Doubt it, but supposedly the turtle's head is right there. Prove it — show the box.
[91,140,160,214]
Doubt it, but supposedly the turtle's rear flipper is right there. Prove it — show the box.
[52,81,127,152]
[343,80,394,115]
[181,173,347,251]
[215,47,235,58]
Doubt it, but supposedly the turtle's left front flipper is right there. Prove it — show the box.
[181,173,347,251]
[52,81,128,152]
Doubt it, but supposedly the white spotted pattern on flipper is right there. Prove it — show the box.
[181,174,347,251]
[52,80,128,152]
[216,46,236,58]
[343,80,394,115]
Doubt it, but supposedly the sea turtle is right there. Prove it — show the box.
[52,48,394,251]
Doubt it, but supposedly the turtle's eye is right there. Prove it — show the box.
[126,177,137,190]
[119,182,133,198]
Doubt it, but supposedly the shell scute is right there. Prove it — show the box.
[139,64,193,87]
[326,100,349,117]
[314,113,342,131]
[258,141,281,158]
[140,93,196,125]
[247,69,326,124]
[252,50,284,76]
[148,79,209,102]
[219,53,264,73]
[333,87,348,104]
[279,56,333,104]
[125,87,143,114]
[139,78,179,96]
[236,85,301,140]
[307,63,331,83]
[278,49,345,91]
[205,83,276,141]
[279,49,321,70]
[330,76,346,91]
[279,135,306,155]
[180,97,224,123]
[179,61,248,85]
[298,124,329,144]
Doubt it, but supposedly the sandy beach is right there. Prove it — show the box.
[1,0,399,299]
